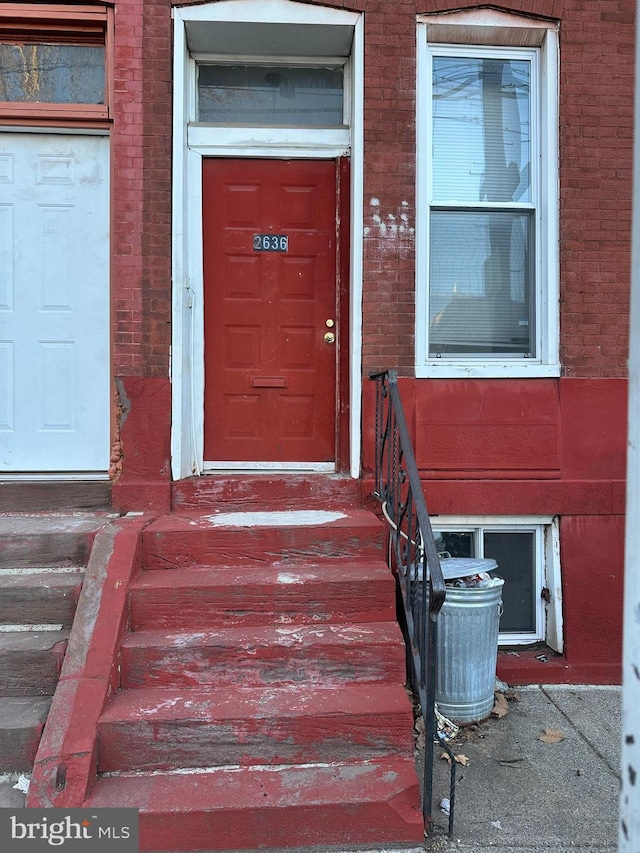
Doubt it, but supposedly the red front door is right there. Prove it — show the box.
[203,158,338,463]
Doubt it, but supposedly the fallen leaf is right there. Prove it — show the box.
[492,692,509,718]
[440,751,470,766]
[539,727,565,744]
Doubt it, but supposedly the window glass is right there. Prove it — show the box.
[434,530,474,557]
[198,65,344,126]
[429,51,534,359]
[429,210,533,355]
[432,56,531,203]
[483,531,535,633]
[433,525,541,639]
[0,43,105,104]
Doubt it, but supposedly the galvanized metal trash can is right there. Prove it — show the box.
[434,558,504,725]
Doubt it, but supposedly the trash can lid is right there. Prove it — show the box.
[437,556,498,580]
[403,556,499,581]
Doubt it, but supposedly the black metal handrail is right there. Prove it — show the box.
[370,369,455,833]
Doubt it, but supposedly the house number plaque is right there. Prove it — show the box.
[253,234,289,252]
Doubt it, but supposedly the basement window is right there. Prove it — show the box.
[432,517,562,649]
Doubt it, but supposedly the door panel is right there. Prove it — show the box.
[203,159,338,463]
[0,133,110,472]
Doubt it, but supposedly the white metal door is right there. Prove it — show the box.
[0,133,110,472]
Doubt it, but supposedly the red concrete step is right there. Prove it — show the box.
[119,622,406,689]
[141,508,385,570]
[0,697,51,772]
[84,758,424,851]
[172,473,368,512]
[0,570,83,627]
[128,561,395,630]
[97,683,415,772]
[0,631,69,696]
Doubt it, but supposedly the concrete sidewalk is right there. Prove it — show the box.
[427,684,622,852]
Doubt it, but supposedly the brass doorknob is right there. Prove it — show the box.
[324,331,336,344]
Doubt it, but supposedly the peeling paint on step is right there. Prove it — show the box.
[202,511,347,527]
[276,572,305,585]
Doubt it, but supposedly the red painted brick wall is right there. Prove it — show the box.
[110,0,634,378]
[109,0,634,378]
[111,0,146,376]
[364,0,632,378]
[112,0,172,378]
[361,0,418,375]
[559,0,634,377]
[141,0,173,377]
[110,0,173,510]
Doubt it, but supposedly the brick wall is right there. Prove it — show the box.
[141,0,173,377]
[361,0,417,375]
[111,0,146,375]
[559,0,634,377]
[112,0,172,378]
[361,0,634,377]
[109,0,634,379]
[363,0,632,378]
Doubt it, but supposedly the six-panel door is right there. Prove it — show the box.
[203,158,338,463]
[0,133,110,472]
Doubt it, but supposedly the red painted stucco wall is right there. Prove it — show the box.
[362,375,626,682]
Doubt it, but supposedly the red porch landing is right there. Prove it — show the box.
[28,475,423,851]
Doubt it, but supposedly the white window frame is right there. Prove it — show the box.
[432,515,563,650]
[416,13,559,378]
[193,55,352,131]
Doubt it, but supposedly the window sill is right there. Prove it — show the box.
[415,361,562,379]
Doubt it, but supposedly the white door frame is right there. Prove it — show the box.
[171,0,364,479]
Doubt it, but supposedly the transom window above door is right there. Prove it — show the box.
[197,63,345,127]
[181,4,355,153]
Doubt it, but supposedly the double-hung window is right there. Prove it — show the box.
[416,19,559,377]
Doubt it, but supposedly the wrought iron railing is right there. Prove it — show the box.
[370,369,456,834]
